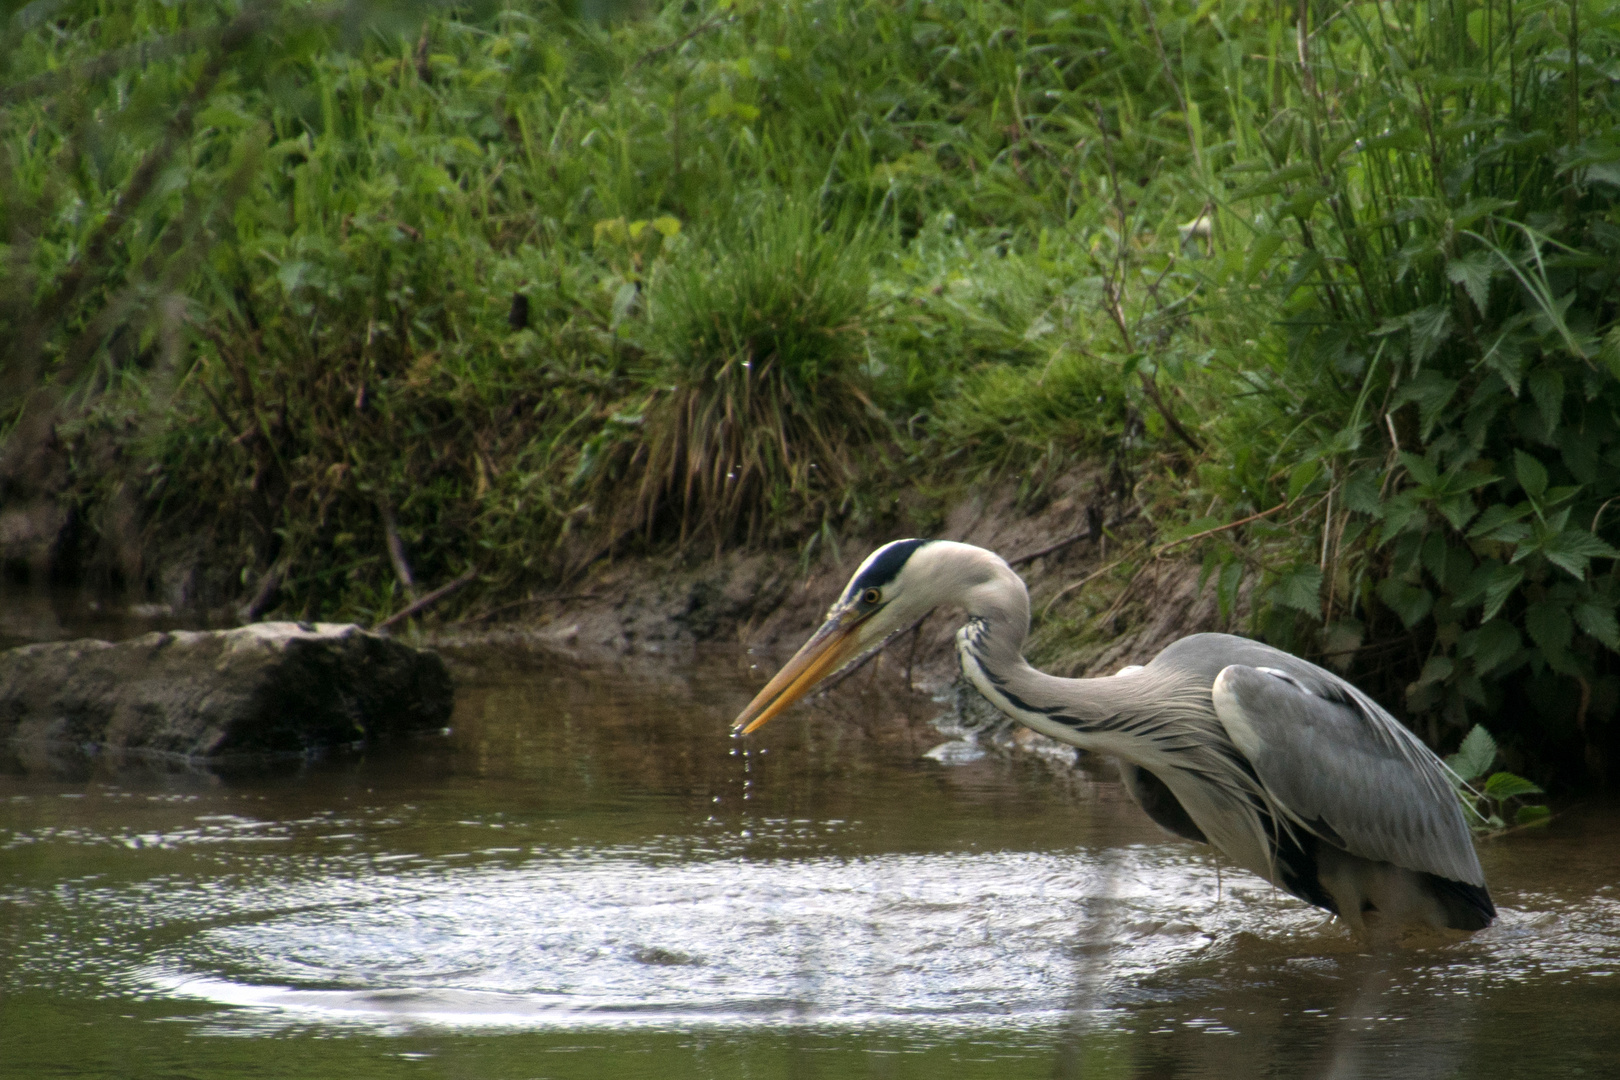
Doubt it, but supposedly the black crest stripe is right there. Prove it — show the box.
[849,539,930,595]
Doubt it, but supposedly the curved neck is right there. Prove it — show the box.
[935,544,1155,738]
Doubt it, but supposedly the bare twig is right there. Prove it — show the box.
[237,564,284,624]
[374,569,478,633]
[1040,547,1146,619]
[1137,370,1205,453]
[1138,0,1202,171]
[460,593,603,623]
[1090,103,1203,455]
[1008,505,1141,566]
[1152,502,1289,556]
[378,498,418,599]
[631,12,731,70]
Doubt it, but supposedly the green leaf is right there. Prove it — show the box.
[1407,304,1453,368]
[1420,531,1450,583]
[1483,771,1544,799]
[1280,249,1325,298]
[1379,491,1428,540]
[1244,232,1286,284]
[1287,459,1323,500]
[1525,601,1574,653]
[1574,599,1620,650]
[1451,196,1518,228]
[1514,804,1552,826]
[1397,451,1440,488]
[1268,563,1324,617]
[1446,250,1497,314]
[1470,619,1523,676]
[1542,529,1620,580]
[1342,468,1383,514]
[1468,503,1532,541]
[1217,560,1244,620]
[1480,328,1530,393]
[1514,450,1548,501]
[1378,578,1433,627]
[1481,564,1525,622]
[1437,494,1479,533]
[1413,654,1454,687]
[1527,367,1564,433]
[1598,325,1620,380]
[1446,724,1498,781]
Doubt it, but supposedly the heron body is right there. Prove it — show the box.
[733,539,1494,937]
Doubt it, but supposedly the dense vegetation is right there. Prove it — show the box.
[3,0,1618,781]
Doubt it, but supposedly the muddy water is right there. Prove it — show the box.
[3,639,1620,1078]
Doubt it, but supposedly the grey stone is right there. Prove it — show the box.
[0,622,453,761]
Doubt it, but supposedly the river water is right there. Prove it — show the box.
[3,603,1619,1077]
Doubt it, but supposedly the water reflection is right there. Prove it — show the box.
[3,646,1619,1078]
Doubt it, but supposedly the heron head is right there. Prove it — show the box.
[731,538,937,735]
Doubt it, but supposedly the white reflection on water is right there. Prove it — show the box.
[138,846,1290,1031]
[126,840,1620,1036]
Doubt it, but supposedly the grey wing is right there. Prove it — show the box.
[1211,664,1484,887]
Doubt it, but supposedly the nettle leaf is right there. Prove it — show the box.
[1244,231,1286,284]
[1515,804,1553,826]
[1413,654,1454,687]
[1470,619,1523,675]
[1420,530,1450,581]
[1446,250,1497,314]
[1407,304,1454,368]
[1481,563,1524,622]
[1437,495,1479,532]
[1514,450,1549,501]
[1481,328,1529,393]
[1599,324,1620,380]
[1379,491,1427,540]
[1527,366,1564,433]
[1397,451,1440,488]
[1269,563,1324,617]
[1446,724,1498,782]
[1483,771,1544,800]
[1287,458,1323,500]
[1525,600,1574,653]
[1451,196,1519,228]
[1378,578,1433,627]
[1468,502,1532,541]
[1342,467,1383,514]
[1541,529,1620,579]
[1574,599,1620,650]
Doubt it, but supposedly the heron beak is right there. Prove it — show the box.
[732,609,866,735]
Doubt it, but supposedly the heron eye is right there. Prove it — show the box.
[861,588,882,606]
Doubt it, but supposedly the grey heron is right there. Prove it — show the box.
[733,539,1494,936]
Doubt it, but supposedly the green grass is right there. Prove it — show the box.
[624,197,881,548]
[3,0,1619,780]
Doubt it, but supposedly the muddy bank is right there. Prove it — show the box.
[431,473,1239,702]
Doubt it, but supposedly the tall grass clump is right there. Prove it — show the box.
[1180,0,1620,775]
[619,200,879,548]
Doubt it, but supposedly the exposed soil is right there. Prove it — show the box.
[4,448,1239,768]
[429,469,1240,699]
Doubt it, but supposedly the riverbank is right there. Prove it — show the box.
[6,0,1619,784]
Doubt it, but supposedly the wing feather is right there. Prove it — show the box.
[1211,663,1484,887]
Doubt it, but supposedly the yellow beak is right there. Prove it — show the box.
[731,610,866,735]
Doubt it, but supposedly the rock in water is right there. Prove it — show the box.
[0,622,453,761]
